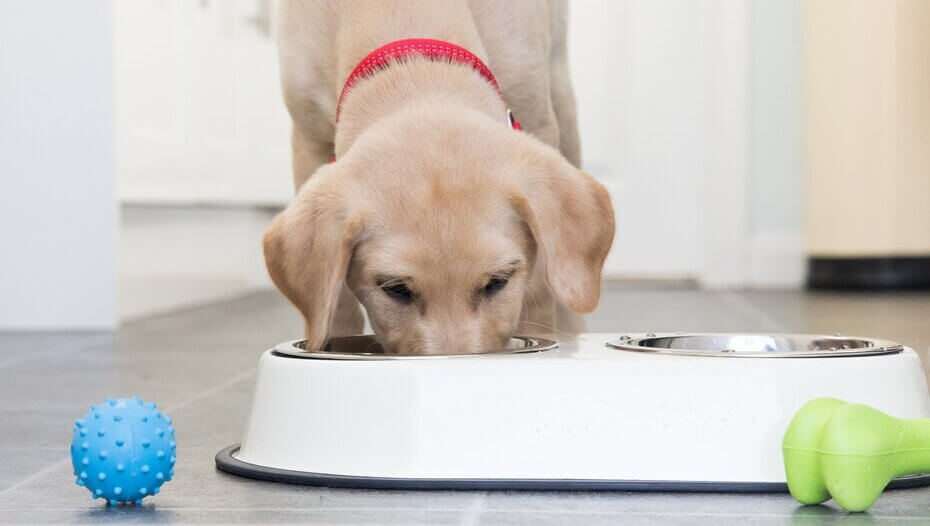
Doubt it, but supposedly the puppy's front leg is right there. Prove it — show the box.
[291,126,333,191]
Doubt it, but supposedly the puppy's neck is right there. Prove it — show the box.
[333,57,509,158]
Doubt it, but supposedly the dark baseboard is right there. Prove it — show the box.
[808,256,930,290]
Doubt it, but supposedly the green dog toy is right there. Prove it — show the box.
[783,397,930,512]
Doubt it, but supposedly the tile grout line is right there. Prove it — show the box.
[0,333,113,370]
[459,491,487,526]
[716,291,785,332]
[0,369,256,500]
[119,289,275,327]
[161,369,257,415]
[0,459,70,501]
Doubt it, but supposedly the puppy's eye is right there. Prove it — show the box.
[484,276,508,296]
[380,282,413,303]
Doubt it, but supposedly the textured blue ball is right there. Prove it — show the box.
[70,397,176,505]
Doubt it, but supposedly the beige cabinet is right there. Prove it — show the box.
[804,0,930,258]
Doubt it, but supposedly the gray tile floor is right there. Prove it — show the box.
[2,283,930,524]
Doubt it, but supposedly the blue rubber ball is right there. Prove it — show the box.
[70,397,176,505]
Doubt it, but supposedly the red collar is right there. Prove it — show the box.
[335,38,521,131]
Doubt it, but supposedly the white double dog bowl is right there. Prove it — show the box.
[216,333,930,491]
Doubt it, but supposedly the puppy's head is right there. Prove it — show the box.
[264,108,614,354]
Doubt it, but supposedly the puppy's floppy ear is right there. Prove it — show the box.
[509,145,615,313]
[263,164,363,350]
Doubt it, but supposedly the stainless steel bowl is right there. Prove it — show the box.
[606,333,903,358]
[273,335,558,360]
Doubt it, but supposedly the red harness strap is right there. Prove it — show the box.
[334,38,522,130]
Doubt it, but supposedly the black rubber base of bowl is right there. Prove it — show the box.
[215,445,930,492]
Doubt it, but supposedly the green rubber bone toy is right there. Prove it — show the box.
[783,397,930,512]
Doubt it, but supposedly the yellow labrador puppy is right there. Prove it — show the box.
[266,0,615,354]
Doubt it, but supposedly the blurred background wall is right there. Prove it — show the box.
[0,0,115,329]
[113,0,284,321]
[1,0,926,329]
[109,0,805,325]
[569,0,803,288]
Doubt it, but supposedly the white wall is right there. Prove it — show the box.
[118,206,274,321]
[568,0,803,287]
[568,0,739,283]
[0,0,116,329]
[569,0,701,280]
[746,0,804,286]
[112,0,288,320]
[114,0,292,206]
[749,0,802,236]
